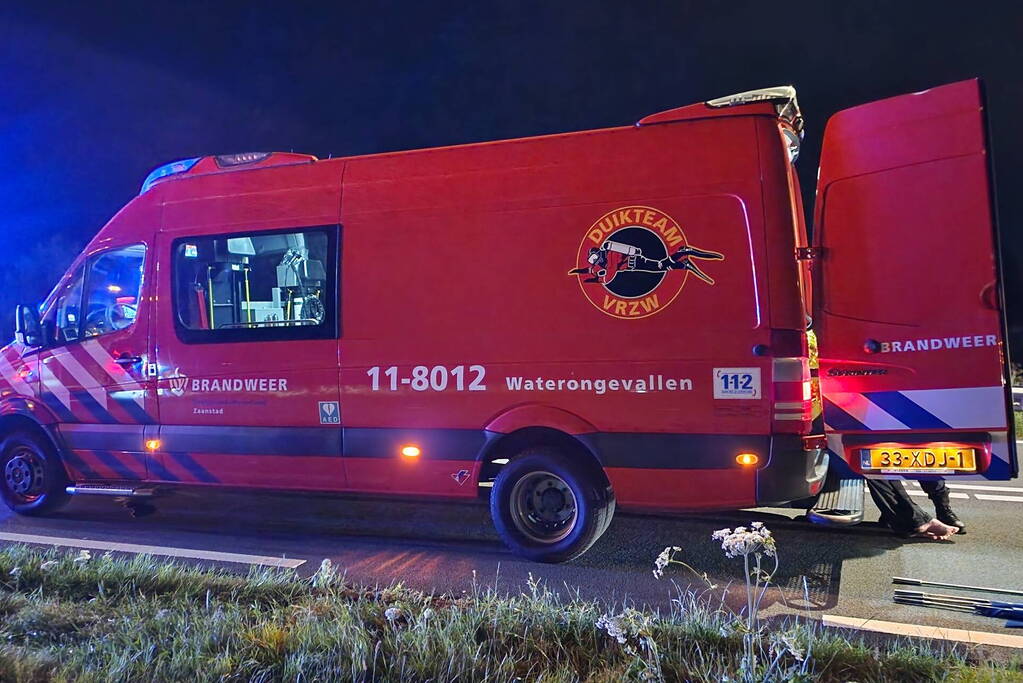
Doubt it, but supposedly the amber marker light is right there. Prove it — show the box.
[736,452,759,466]
[400,445,421,458]
[145,439,161,451]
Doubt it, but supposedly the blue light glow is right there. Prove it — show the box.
[140,157,201,194]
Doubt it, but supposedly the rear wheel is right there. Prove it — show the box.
[490,448,614,563]
[0,430,70,516]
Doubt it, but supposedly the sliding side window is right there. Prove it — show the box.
[173,226,338,343]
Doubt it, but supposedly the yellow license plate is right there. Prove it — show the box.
[863,447,977,472]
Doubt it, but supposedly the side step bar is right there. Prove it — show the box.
[66,485,155,498]
[806,478,865,526]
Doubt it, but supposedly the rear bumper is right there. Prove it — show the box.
[756,434,829,506]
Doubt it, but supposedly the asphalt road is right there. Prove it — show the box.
[1,467,1020,639]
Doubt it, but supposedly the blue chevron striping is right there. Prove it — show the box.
[92,450,141,480]
[863,391,952,430]
[166,451,218,483]
[69,390,119,425]
[110,395,156,424]
[823,398,869,432]
[61,449,102,480]
[39,390,77,423]
[128,452,177,481]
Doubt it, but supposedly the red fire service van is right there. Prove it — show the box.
[1,79,1015,562]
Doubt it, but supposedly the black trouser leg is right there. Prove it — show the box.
[865,479,932,535]
[918,479,946,497]
[919,478,965,532]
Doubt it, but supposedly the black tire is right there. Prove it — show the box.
[490,447,614,563]
[0,430,71,516]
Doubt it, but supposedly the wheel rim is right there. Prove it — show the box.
[3,446,46,503]
[509,470,578,544]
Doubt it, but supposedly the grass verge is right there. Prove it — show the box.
[0,545,1020,682]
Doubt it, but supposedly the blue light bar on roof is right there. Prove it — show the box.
[140,157,201,194]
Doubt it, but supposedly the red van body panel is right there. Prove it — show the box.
[1,80,1012,524]
[813,79,1016,480]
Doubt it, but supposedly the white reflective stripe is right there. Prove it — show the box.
[0,354,33,396]
[773,413,806,420]
[52,351,106,409]
[826,392,909,431]
[39,362,72,410]
[774,402,804,410]
[80,340,143,391]
[899,386,1007,429]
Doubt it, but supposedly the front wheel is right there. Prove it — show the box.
[0,430,71,515]
[490,448,614,563]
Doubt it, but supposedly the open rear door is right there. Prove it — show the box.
[813,79,1017,480]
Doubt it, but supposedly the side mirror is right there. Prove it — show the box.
[15,304,43,347]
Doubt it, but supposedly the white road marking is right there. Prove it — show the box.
[823,614,1023,649]
[906,490,969,499]
[974,493,1023,503]
[0,532,306,568]
[905,481,1023,494]
[945,483,1023,493]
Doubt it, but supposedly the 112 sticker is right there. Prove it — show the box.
[713,367,761,399]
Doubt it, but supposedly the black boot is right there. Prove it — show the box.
[928,488,966,534]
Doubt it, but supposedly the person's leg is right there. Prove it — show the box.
[919,479,966,534]
[866,479,934,535]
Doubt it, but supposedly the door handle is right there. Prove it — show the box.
[114,354,143,365]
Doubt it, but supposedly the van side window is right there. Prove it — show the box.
[81,244,146,339]
[172,227,337,343]
[47,265,86,344]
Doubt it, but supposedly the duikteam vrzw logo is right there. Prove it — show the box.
[569,206,723,319]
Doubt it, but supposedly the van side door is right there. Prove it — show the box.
[153,224,344,490]
[36,243,157,481]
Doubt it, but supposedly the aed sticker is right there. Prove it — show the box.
[184,244,198,258]
[713,368,761,400]
[318,401,341,424]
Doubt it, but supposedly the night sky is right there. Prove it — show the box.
[1,2,1021,351]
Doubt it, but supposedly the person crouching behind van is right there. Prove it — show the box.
[918,479,965,533]
[866,479,961,540]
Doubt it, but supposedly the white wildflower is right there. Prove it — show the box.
[73,549,92,565]
[312,558,337,587]
[711,523,775,559]
[9,566,21,577]
[597,609,657,665]
[652,545,682,579]
[771,631,805,663]
[421,608,435,621]
[40,560,58,572]
[596,613,628,645]
[384,607,402,622]
[781,633,805,662]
